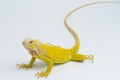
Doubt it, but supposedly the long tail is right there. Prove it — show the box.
[64,1,120,53]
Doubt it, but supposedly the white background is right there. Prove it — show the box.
[0,0,120,80]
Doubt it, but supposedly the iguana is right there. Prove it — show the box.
[17,1,119,78]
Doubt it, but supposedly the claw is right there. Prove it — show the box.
[17,63,32,69]
[85,55,94,62]
[35,72,47,78]
[89,55,94,62]
[17,64,21,69]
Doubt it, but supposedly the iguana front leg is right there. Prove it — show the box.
[35,55,53,78]
[17,57,36,69]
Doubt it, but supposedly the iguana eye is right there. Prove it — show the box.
[29,41,33,44]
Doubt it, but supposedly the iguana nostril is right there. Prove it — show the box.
[22,42,25,45]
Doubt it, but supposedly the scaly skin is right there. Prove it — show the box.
[17,1,120,78]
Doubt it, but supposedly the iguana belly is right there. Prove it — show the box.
[42,45,72,63]
[49,52,72,63]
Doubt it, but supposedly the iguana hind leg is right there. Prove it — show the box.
[71,54,94,62]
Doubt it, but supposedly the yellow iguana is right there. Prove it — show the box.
[17,1,119,78]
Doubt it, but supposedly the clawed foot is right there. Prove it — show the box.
[85,55,94,62]
[35,72,47,78]
[17,63,32,70]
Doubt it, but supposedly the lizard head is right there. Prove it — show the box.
[22,38,41,51]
